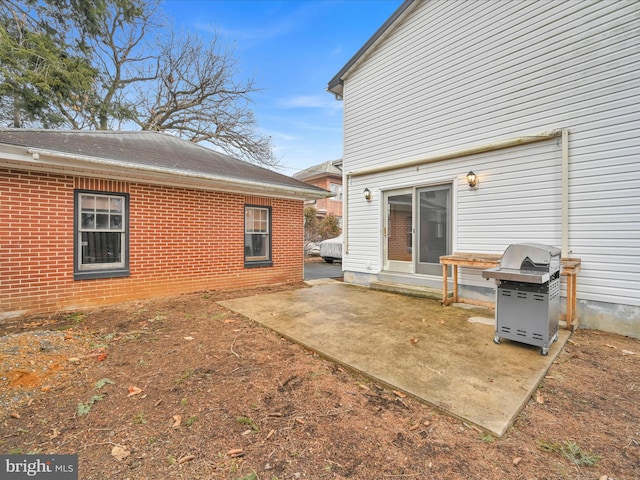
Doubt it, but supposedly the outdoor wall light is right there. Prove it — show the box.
[363,187,372,201]
[466,171,478,188]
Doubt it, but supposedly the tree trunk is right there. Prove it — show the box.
[12,94,22,128]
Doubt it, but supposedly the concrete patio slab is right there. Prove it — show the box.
[219,279,570,436]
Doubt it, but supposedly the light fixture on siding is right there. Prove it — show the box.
[363,187,372,201]
[466,171,478,189]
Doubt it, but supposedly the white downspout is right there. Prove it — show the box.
[343,174,349,254]
[342,128,565,258]
[561,128,570,257]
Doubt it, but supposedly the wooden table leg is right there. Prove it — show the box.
[452,265,458,304]
[566,274,572,330]
[567,273,576,330]
[573,274,579,330]
[442,264,449,305]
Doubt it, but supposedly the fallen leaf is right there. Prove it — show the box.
[111,445,130,461]
[622,350,636,356]
[183,336,194,341]
[96,353,108,362]
[223,319,235,324]
[266,429,275,440]
[393,390,407,398]
[127,386,143,397]
[172,415,182,428]
[409,337,419,344]
[513,457,522,466]
[536,391,544,404]
[68,357,81,365]
[358,384,370,391]
[178,455,195,464]
[295,417,305,425]
[10,413,20,419]
[605,344,617,349]
[227,448,244,458]
[49,428,60,440]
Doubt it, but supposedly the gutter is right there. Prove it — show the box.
[20,147,329,201]
[343,128,567,256]
[347,129,563,177]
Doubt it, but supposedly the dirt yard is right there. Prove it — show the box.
[1,282,638,480]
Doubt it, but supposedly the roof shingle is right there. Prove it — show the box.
[0,129,328,199]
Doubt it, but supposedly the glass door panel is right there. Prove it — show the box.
[416,185,451,275]
[384,190,413,273]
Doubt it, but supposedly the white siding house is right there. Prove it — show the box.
[328,0,640,338]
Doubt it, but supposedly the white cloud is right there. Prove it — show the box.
[276,94,342,111]
[197,22,283,43]
[193,1,323,44]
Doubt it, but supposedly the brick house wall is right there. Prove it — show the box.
[303,177,342,219]
[1,167,304,317]
[388,211,412,261]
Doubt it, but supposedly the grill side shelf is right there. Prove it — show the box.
[481,267,550,284]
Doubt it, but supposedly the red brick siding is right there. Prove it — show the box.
[1,168,304,318]
[303,177,342,218]
[389,213,412,261]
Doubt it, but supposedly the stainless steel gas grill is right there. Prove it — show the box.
[482,243,561,355]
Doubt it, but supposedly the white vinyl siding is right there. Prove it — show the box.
[340,0,640,315]
[347,138,562,285]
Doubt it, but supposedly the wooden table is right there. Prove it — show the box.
[440,252,582,330]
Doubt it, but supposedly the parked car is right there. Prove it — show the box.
[305,241,320,257]
[320,234,343,263]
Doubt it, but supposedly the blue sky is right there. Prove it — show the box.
[162,0,403,176]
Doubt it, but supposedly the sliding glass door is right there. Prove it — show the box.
[383,184,451,276]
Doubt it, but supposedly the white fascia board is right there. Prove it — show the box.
[327,0,419,97]
[0,145,329,201]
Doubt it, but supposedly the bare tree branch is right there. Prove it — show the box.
[133,30,276,166]
[1,0,277,167]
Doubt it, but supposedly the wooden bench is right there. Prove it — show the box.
[439,252,582,330]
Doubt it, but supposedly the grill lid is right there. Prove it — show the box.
[482,243,561,284]
[499,243,560,270]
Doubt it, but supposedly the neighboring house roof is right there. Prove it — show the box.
[293,159,342,182]
[327,0,416,98]
[0,129,329,200]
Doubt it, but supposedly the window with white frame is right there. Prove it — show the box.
[75,191,129,279]
[244,205,271,266]
[329,182,343,201]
